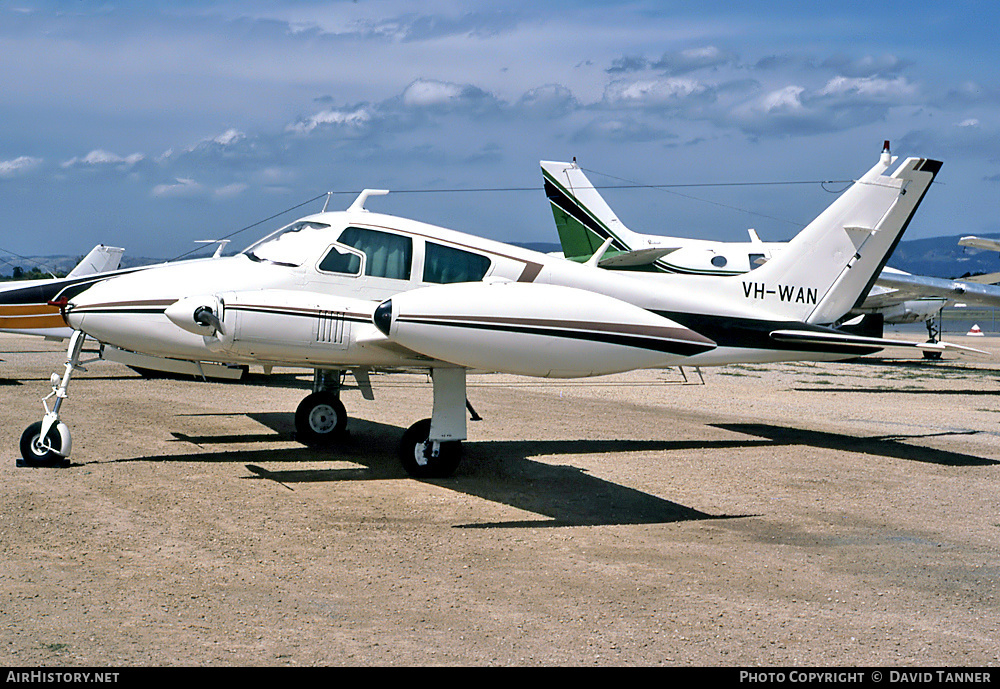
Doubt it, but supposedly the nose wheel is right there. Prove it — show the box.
[18,421,71,468]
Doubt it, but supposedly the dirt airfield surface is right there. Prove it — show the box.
[1,331,998,667]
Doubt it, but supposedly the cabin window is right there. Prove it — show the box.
[711,255,728,268]
[423,242,492,284]
[337,227,412,280]
[748,253,766,270]
[318,245,363,276]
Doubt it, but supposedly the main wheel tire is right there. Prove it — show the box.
[399,418,462,479]
[294,392,348,446]
[19,421,70,467]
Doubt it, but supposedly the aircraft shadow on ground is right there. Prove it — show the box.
[103,414,752,528]
[714,423,998,467]
[85,414,997,527]
[844,358,1000,375]
[793,386,1000,396]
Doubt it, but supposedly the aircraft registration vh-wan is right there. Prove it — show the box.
[18,147,981,477]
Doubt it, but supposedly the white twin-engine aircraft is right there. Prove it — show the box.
[19,149,976,477]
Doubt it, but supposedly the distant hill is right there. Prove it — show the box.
[3,235,999,281]
[885,233,1000,279]
[0,252,165,280]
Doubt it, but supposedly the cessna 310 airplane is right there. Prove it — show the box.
[541,145,988,341]
[18,147,979,477]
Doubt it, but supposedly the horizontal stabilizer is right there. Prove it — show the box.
[598,246,679,268]
[769,329,987,356]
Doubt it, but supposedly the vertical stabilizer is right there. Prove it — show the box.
[541,160,643,261]
[66,245,125,278]
[742,149,940,324]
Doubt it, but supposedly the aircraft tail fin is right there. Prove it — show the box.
[745,145,940,325]
[541,160,645,262]
[66,245,125,278]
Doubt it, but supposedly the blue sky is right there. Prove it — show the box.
[1,1,998,263]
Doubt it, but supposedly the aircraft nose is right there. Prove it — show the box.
[62,294,90,330]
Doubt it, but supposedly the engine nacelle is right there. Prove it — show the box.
[164,295,224,337]
[169,289,378,365]
[374,282,715,377]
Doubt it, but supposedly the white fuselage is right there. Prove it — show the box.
[62,209,860,379]
[64,154,941,379]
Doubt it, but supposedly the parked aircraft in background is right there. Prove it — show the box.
[958,236,1000,253]
[541,145,1000,351]
[0,245,124,339]
[21,149,977,477]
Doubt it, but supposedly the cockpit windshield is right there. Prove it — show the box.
[243,221,333,267]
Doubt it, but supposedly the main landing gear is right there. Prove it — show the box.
[293,366,469,478]
[294,369,349,446]
[923,313,943,360]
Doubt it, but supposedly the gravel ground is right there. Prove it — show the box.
[1,332,998,666]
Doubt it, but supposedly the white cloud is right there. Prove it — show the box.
[399,79,500,113]
[816,75,917,102]
[728,75,919,137]
[516,84,577,118]
[61,149,145,169]
[151,177,205,198]
[0,156,43,178]
[760,85,807,113]
[151,177,248,200]
[211,129,246,146]
[213,183,248,199]
[603,77,711,107]
[403,79,466,107]
[653,45,736,75]
[285,107,372,135]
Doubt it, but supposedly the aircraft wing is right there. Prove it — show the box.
[769,329,987,356]
[958,236,1000,252]
[874,271,1000,308]
[66,245,125,278]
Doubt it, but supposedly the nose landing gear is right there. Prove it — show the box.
[18,330,90,468]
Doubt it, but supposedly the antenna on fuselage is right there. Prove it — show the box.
[347,189,390,213]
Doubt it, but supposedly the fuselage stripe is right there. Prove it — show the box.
[396,315,714,356]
